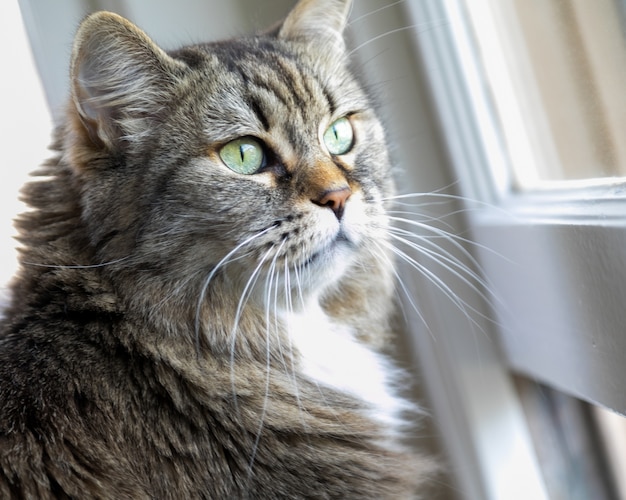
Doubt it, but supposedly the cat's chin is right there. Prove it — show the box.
[296,230,358,293]
[301,229,353,267]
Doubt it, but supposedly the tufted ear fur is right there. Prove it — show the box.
[278,0,352,49]
[70,11,186,151]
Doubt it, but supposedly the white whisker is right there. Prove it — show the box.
[384,191,515,220]
[388,228,489,291]
[388,214,511,267]
[388,232,496,315]
[292,262,307,311]
[388,209,458,231]
[22,256,131,269]
[228,245,274,415]
[348,20,449,56]
[348,0,407,26]
[370,242,435,341]
[194,227,273,351]
[282,257,307,429]
[380,239,489,333]
[248,239,289,475]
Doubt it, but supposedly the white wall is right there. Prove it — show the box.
[0,2,51,297]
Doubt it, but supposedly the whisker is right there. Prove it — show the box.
[380,240,489,333]
[22,256,130,269]
[248,240,287,475]
[388,209,458,231]
[292,262,307,311]
[388,214,513,267]
[370,242,435,341]
[269,243,288,371]
[384,191,515,220]
[388,231,495,309]
[387,200,454,210]
[194,227,273,353]
[382,182,463,201]
[229,245,274,414]
[348,20,450,56]
[388,226,489,285]
[347,0,407,26]
[282,257,307,429]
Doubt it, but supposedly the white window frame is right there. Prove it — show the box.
[407,0,626,412]
[406,0,626,497]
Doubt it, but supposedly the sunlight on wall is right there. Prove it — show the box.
[0,2,52,300]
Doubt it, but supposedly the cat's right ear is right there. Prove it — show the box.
[70,12,186,151]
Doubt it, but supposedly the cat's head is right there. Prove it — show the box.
[63,0,395,326]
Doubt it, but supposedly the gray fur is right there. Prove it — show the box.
[0,1,435,498]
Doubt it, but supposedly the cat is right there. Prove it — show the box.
[0,0,437,497]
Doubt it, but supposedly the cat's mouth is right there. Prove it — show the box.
[302,230,355,268]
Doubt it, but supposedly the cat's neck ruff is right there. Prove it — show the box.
[281,299,410,431]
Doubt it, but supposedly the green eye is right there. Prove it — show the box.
[220,137,264,175]
[323,116,354,156]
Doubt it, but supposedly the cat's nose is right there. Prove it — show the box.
[312,186,352,220]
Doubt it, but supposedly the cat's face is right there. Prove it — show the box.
[67,1,393,309]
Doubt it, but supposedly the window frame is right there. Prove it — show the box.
[407,0,626,495]
[407,0,626,412]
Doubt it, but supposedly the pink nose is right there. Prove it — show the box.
[312,186,352,220]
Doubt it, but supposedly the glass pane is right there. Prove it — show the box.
[462,0,626,189]
[515,377,619,499]
[593,406,626,499]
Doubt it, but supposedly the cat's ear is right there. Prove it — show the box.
[278,0,352,49]
[70,12,186,150]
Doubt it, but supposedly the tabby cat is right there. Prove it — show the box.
[0,0,435,497]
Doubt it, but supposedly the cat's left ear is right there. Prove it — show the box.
[278,0,352,49]
[70,11,187,152]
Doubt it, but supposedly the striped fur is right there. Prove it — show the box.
[0,1,435,498]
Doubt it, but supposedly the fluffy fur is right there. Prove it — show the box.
[0,0,435,497]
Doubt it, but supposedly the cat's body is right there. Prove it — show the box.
[0,0,434,497]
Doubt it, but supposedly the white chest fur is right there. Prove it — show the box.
[281,302,409,430]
